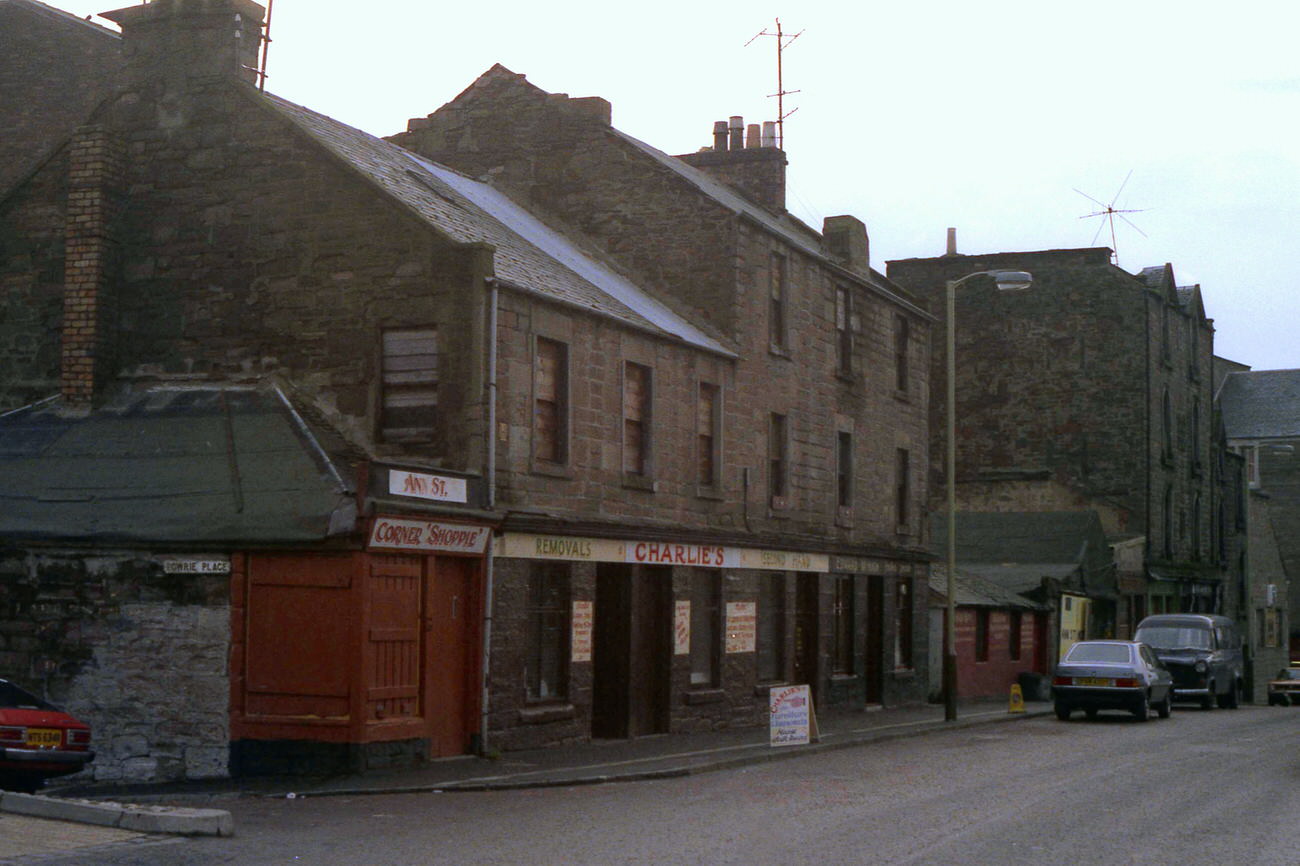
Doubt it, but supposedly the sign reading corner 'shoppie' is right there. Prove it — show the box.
[496,533,828,572]
[369,516,491,555]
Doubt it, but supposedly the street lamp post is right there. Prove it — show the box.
[944,269,1033,722]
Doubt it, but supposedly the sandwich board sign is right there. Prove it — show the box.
[769,684,819,746]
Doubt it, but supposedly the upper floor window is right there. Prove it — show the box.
[769,413,788,502]
[835,286,852,375]
[895,448,911,528]
[697,382,720,487]
[836,431,853,509]
[380,326,438,443]
[894,314,910,393]
[769,252,788,352]
[1245,445,1260,488]
[534,337,568,464]
[1190,397,1202,476]
[1161,303,1171,362]
[623,362,652,477]
[1163,484,1174,559]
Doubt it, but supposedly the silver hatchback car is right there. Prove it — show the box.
[1052,640,1174,722]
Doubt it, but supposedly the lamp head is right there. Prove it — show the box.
[993,270,1033,292]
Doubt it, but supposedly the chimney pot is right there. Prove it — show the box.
[761,121,777,148]
[746,124,761,149]
[946,227,957,256]
[712,120,728,152]
[728,115,744,151]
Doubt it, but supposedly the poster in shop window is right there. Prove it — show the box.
[571,600,593,662]
[674,600,691,655]
[726,602,757,653]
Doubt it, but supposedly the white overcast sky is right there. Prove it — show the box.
[60,0,1300,372]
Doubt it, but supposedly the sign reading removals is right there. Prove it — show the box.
[770,684,818,747]
[368,516,491,555]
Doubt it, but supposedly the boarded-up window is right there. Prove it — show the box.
[624,362,651,476]
[534,338,568,464]
[697,382,719,486]
[381,327,438,443]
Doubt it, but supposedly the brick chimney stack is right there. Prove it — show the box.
[678,116,788,213]
[102,0,266,89]
[60,125,124,411]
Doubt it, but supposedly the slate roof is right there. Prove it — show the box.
[1219,369,1300,440]
[0,387,355,544]
[929,566,1047,609]
[265,95,732,358]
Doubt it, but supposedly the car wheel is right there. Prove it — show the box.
[1054,702,1072,721]
[0,772,42,795]
[1156,690,1172,719]
[1085,708,1099,720]
[1225,682,1240,709]
[1132,691,1151,722]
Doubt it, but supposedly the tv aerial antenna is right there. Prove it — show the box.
[745,18,803,150]
[1074,170,1148,265]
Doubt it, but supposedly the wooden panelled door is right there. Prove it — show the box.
[423,555,479,757]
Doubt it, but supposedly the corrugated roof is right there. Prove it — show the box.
[0,387,355,544]
[1219,369,1300,439]
[266,96,732,358]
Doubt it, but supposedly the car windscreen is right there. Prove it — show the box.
[1064,644,1132,664]
[0,681,53,710]
[1133,626,1212,651]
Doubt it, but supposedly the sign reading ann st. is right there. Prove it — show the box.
[388,469,468,504]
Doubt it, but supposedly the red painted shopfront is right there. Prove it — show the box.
[229,516,490,771]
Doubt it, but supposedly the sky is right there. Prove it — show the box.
[59,0,1300,372]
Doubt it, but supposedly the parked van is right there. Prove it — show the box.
[1133,614,1244,708]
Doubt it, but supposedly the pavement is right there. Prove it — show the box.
[4,698,1051,839]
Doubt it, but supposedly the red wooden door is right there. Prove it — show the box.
[366,555,423,725]
[424,556,478,757]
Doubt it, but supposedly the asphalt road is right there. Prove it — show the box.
[12,705,1300,865]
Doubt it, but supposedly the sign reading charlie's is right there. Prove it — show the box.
[769,684,817,747]
[368,516,490,555]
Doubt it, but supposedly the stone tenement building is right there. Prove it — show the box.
[1219,368,1300,680]
[887,247,1228,640]
[0,0,933,783]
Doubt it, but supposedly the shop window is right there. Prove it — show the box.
[697,382,720,487]
[975,609,990,662]
[756,573,786,682]
[623,362,652,477]
[895,314,910,393]
[769,413,788,503]
[769,252,788,352]
[380,327,438,443]
[895,578,914,669]
[832,575,855,675]
[836,431,853,509]
[690,571,721,687]
[1009,610,1022,661]
[527,563,570,701]
[533,337,568,465]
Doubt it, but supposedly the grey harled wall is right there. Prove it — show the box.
[0,551,230,784]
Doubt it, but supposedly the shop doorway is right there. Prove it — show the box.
[592,564,671,738]
[864,575,884,705]
[423,555,479,756]
[792,573,820,702]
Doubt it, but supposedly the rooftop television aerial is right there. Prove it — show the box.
[1075,170,1148,266]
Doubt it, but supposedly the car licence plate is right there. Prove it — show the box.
[1075,677,1114,687]
[25,728,61,748]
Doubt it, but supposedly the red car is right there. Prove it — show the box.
[0,678,94,793]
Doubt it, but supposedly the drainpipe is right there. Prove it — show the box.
[479,274,500,755]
